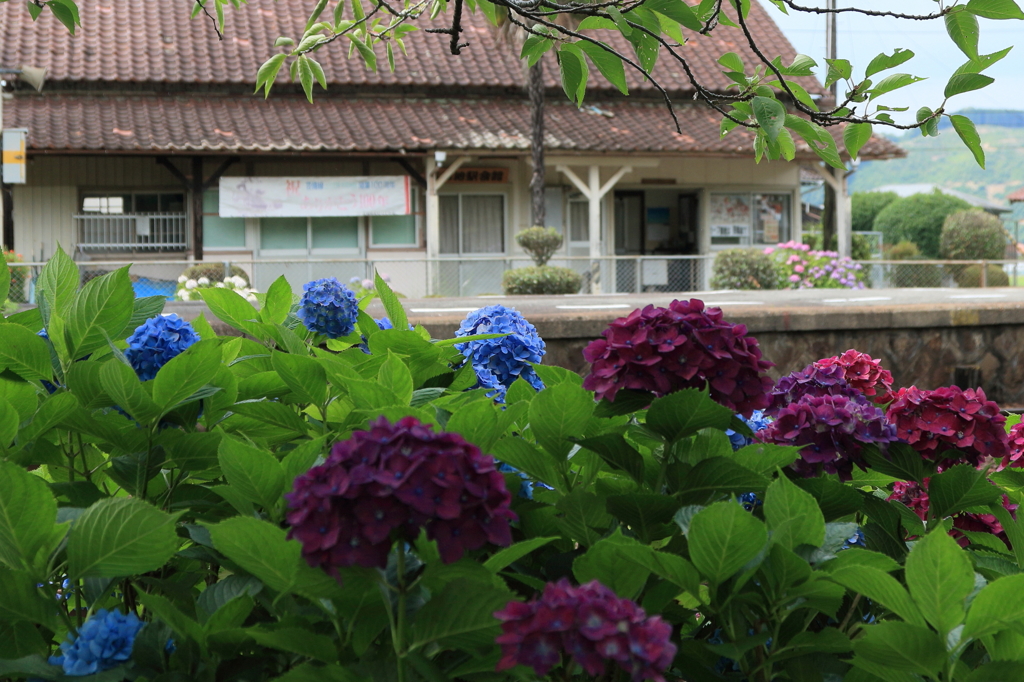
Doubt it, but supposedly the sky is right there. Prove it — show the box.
[755,0,1024,126]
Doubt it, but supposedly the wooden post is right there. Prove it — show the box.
[191,156,204,261]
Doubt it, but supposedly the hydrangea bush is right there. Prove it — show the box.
[766,241,867,290]
[2,248,1024,682]
[175,273,259,302]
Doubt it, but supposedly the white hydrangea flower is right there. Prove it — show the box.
[197,276,210,286]
[232,275,248,288]
[185,279,198,290]
[222,277,233,285]
[246,294,258,303]
[215,282,225,288]
[179,290,191,301]
[177,275,188,284]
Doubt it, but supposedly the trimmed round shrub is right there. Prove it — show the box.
[955,264,1009,288]
[515,226,563,267]
[181,263,250,286]
[502,265,582,295]
[803,231,875,261]
[940,210,1007,261]
[874,191,972,258]
[886,241,942,287]
[852,191,899,233]
[711,248,780,290]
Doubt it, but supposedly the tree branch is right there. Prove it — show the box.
[193,0,224,40]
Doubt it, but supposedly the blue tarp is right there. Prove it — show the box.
[132,277,177,301]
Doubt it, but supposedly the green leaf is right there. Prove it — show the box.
[946,9,981,60]
[827,565,926,626]
[199,287,260,336]
[271,662,367,682]
[126,296,166,332]
[99,358,162,425]
[764,474,825,550]
[643,0,702,29]
[36,247,78,320]
[261,275,293,325]
[151,341,222,411]
[378,351,413,405]
[0,461,64,572]
[0,397,17,449]
[966,0,1024,19]
[373,270,408,331]
[906,528,973,634]
[865,48,915,78]
[447,399,500,453]
[578,41,628,95]
[554,489,611,546]
[492,437,564,493]
[687,501,768,583]
[135,590,206,649]
[645,388,733,443]
[208,517,300,593]
[675,457,769,506]
[65,267,134,360]
[852,622,946,676]
[246,627,338,663]
[824,58,852,87]
[861,443,925,482]
[950,114,986,168]
[410,578,510,650]
[483,537,558,572]
[0,256,9,305]
[573,530,651,599]
[944,72,995,98]
[529,381,594,460]
[557,44,589,106]
[869,73,925,100]
[574,434,645,486]
[928,463,1002,518]
[19,391,78,446]
[751,95,786,142]
[255,53,288,97]
[730,442,800,475]
[67,498,181,578]
[606,494,680,543]
[954,47,1013,76]
[962,574,1024,640]
[218,436,288,511]
[0,323,52,380]
[271,351,328,405]
[843,122,873,160]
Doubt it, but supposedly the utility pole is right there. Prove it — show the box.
[822,0,851,258]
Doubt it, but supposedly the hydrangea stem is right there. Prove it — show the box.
[395,548,408,682]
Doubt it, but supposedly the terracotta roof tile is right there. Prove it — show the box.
[0,0,822,96]
[6,93,903,159]
[1009,188,1024,203]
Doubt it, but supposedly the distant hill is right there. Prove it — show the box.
[936,109,1024,130]
[850,117,1024,203]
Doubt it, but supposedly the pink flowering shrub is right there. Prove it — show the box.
[582,299,774,415]
[286,416,515,573]
[495,579,676,682]
[765,241,866,289]
[885,386,1008,468]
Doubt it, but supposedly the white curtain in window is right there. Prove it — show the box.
[461,195,504,254]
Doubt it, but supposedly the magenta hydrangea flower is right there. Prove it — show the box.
[285,417,515,574]
[1001,421,1024,469]
[815,350,894,402]
[494,579,676,682]
[758,393,897,480]
[581,299,773,416]
[885,386,1008,468]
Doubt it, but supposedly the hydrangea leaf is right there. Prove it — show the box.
[962,574,1024,640]
[409,577,511,651]
[99,359,162,425]
[764,474,826,550]
[852,622,946,677]
[646,388,734,443]
[447,398,501,453]
[378,351,414,405]
[271,351,328,406]
[827,566,926,626]
[218,436,288,513]
[905,529,973,635]
[151,340,222,412]
[687,501,768,584]
[65,267,134,361]
[67,498,182,579]
[529,382,594,460]
[927,464,1002,518]
[0,461,66,573]
[675,457,770,506]
[35,246,78,320]
[0,323,52,381]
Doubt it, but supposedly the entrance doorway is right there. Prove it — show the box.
[613,189,700,292]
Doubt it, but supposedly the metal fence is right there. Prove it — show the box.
[5,256,1024,304]
[75,213,190,252]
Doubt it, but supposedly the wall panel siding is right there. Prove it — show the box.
[12,184,78,261]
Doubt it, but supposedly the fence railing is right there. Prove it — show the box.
[5,256,1024,304]
[75,213,189,253]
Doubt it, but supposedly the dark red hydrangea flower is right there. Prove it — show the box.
[286,417,515,575]
[889,479,1016,548]
[885,386,1008,468]
[582,299,773,416]
[758,393,897,480]
[1000,421,1024,469]
[495,579,676,682]
[815,350,894,402]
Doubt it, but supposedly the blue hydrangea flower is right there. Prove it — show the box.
[454,305,545,402]
[497,461,553,500]
[124,314,200,381]
[48,609,144,676]
[725,410,773,451]
[842,528,866,550]
[738,492,762,512]
[296,278,359,339]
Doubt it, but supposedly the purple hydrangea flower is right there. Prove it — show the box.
[582,299,774,416]
[768,362,863,414]
[124,314,200,381]
[455,305,545,402]
[758,393,897,480]
[286,417,515,573]
[48,609,144,676]
[297,277,359,339]
[495,579,676,682]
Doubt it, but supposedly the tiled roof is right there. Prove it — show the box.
[1008,188,1024,203]
[6,94,905,159]
[0,0,822,96]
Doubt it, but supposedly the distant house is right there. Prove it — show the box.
[873,184,1011,216]
[0,0,903,295]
